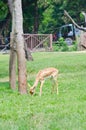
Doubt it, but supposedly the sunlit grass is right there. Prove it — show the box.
[0,52,86,130]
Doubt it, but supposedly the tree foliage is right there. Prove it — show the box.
[0,1,8,20]
[0,0,86,37]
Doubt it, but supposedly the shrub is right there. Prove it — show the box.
[53,38,78,52]
[53,37,69,51]
[68,41,78,51]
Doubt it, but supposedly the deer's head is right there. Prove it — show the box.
[30,87,35,95]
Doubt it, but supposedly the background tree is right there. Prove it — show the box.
[1,0,86,38]
[0,1,10,44]
[18,0,86,33]
[63,0,86,26]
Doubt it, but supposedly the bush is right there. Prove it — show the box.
[53,38,78,52]
[68,41,78,51]
[53,37,69,51]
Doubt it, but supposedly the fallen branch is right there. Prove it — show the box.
[64,10,86,32]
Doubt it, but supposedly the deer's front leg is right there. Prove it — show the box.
[39,80,44,96]
[52,75,58,95]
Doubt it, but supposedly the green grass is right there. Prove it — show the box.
[0,52,86,130]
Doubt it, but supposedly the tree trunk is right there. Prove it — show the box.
[9,50,16,90]
[8,0,16,90]
[24,42,33,61]
[16,34,27,94]
[14,0,27,94]
[9,32,16,90]
[8,0,28,94]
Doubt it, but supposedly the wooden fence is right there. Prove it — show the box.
[23,34,52,52]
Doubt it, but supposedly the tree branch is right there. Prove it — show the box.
[64,10,86,32]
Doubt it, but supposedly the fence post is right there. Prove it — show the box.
[31,34,33,50]
[50,34,52,50]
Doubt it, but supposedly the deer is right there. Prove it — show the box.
[29,67,59,96]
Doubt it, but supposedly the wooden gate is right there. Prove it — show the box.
[23,34,52,52]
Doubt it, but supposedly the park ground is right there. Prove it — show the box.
[0,51,86,130]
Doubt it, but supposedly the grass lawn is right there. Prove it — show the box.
[0,52,86,130]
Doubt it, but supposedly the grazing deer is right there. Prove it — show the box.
[30,67,59,96]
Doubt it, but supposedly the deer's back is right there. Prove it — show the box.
[36,67,58,80]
